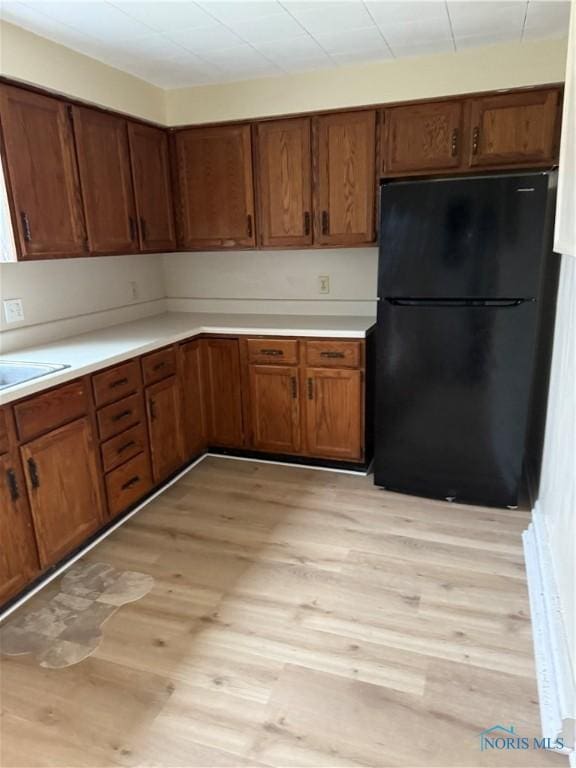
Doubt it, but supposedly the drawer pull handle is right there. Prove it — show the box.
[320,351,345,359]
[260,349,283,356]
[451,128,459,157]
[110,377,129,389]
[472,126,480,155]
[117,440,136,454]
[121,475,140,491]
[6,469,19,501]
[291,376,297,399]
[153,361,167,371]
[112,409,132,422]
[307,378,314,400]
[27,458,40,489]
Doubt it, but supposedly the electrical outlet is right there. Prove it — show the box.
[129,281,139,301]
[318,275,330,295]
[3,298,24,324]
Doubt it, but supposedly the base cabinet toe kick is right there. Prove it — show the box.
[0,332,372,609]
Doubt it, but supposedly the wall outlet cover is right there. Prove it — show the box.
[3,298,25,324]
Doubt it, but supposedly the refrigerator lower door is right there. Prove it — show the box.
[374,299,539,507]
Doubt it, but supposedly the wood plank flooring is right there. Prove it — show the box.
[0,457,565,767]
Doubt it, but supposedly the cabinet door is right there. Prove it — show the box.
[0,85,87,259]
[72,107,138,254]
[256,118,312,247]
[180,339,206,459]
[249,365,300,454]
[314,110,376,246]
[384,101,463,174]
[145,376,185,483]
[173,124,255,249]
[468,89,559,168]
[20,418,105,568]
[202,339,244,448]
[0,451,40,605]
[127,122,176,252]
[305,368,363,461]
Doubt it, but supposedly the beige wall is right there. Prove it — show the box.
[0,21,165,123]
[166,37,567,125]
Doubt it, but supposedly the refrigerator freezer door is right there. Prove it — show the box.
[373,299,539,506]
[378,173,552,300]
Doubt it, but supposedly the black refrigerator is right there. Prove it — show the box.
[374,171,559,508]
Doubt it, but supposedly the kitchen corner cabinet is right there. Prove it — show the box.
[179,339,207,459]
[0,85,87,259]
[72,107,138,254]
[255,117,313,248]
[467,89,560,168]
[20,418,105,568]
[202,338,244,447]
[383,100,463,175]
[305,368,363,461]
[172,124,256,249]
[314,110,376,246]
[127,122,176,252]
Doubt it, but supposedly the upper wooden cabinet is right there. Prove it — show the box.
[72,107,138,254]
[314,110,376,246]
[255,117,313,248]
[127,122,176,252]
[468,89,560,168]
[383,100,464,175]
[173,124,256,249]
[0,85,87,259]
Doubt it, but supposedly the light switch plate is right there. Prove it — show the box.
[318,275,330,294]
[3,298,25,324]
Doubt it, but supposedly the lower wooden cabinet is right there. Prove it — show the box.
[20,418,105,568]
[145,376,185,483]
[180,339,206,459]
[305,368,363,461]
[105,451,152,519]
[249,365,301,454]
[0,449,40,604]
[202,339,244,448]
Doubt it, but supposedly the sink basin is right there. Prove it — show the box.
[0,361,70,390]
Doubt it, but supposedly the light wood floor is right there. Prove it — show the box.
[0,457,565,768]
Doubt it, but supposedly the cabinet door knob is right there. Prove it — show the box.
[6,469,19,501]
[27,458,40,489]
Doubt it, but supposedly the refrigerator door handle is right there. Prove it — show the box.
[385,298,534,308]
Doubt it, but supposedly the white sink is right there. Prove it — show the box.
[0,361,69,390]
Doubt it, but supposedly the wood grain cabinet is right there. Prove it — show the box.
[202,339,244,447]
[305,368,363,461]
[145,375,185,483]
[127,122,176,252]
[172,124,256,249]
[179,339,206,459]
[249,365,301,455]
[72,107,138,254]
[0,409,40,605]
[383,100,463,175]
[0,84,87,259]
[255,117,313,248]
[314,110,376,246]
[20,418,105,568]
[467,89,560,168]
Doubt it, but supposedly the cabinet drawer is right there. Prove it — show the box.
[247,339,299,365]
[305,340,362,368]
[142,346,177,386]
[100,423,148,473]
[105,451,152,518]
[0,409,8,454]
[97,393,144,441]
[92,360,140,407]
[14,380,88,442]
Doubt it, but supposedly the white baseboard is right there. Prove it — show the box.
[523,508,576,757]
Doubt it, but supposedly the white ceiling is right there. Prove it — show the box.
[0,0,570,88]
